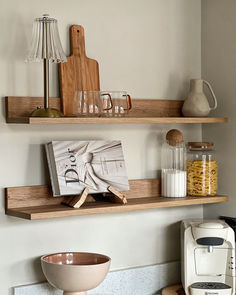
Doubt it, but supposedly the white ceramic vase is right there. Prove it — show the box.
[182,79,217,117]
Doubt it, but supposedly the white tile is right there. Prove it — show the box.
[14,282,62,295]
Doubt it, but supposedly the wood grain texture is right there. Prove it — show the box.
[107,186,127,204]
[5,97,228,124]
[59,25,100,116]
[5,179,228,220]
[62,187,89,208]
[6,96,60,121]
[5,179,160,209]
[162,285,185,295]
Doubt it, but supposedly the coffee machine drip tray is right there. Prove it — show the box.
[190,282,232,295]
[191,282,231,289]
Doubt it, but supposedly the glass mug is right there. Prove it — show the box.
[72,91,112,117]
[101,91,132,117]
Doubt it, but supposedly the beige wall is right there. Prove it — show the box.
[0,0,202,294]
[202,0,236,218]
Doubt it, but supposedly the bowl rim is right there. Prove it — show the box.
[41,251,111,266]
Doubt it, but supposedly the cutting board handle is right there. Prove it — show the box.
[70,25,86,57]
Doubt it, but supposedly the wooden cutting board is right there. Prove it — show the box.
[59,25,100,116]
[162,284,185,295]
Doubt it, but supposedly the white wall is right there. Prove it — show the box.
[202,0,236,218]
[0,0,202,294]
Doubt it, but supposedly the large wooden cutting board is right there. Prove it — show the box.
[59,25,100,116]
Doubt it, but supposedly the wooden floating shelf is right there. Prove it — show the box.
[6,97,228,124]
[6,195,229,220]
[11,116,228,124]
[5,179,228,220]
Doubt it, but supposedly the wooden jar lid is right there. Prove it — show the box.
[166,129,183,146]
[187,142,214,147]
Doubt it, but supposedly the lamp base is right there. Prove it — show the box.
[31,107,64,117]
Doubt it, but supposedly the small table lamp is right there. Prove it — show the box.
[26,14,67,117]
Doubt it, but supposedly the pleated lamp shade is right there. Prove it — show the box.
[26,14,66,117]
[26,14,67,63]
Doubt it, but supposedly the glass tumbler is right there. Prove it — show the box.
[72,91,112,117]
[101,91,132,116]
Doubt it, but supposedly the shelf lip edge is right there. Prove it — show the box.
[29,117,229,124]
[5,117,228,124]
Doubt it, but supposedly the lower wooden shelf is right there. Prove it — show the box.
[5,179,228,220]
[6,195,228,220]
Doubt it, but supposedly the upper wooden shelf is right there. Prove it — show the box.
[10,116,228,124]
[6,97,228,124]
[5,179,228,220]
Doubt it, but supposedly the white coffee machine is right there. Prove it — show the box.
[181,219,235,295]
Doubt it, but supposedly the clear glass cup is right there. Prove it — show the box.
[101,91,132,117]
[72,91,112,117]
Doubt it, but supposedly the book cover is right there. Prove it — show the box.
[46,140,130,196]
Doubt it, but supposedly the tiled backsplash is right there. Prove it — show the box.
[14,261,180,295]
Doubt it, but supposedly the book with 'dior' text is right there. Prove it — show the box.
[45,140,130,197]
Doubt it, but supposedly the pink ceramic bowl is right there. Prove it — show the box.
[41,252,111,295]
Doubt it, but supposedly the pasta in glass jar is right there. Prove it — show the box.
[186,142,217,196]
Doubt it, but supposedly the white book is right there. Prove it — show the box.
[45,140,130,197]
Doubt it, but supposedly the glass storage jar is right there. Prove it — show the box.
[161,129,187,198]
[186,142,218,196]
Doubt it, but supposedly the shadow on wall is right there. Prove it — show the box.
[163,221,181,261]
[33,255,45,281]
[1,97,5,120]
[10,256,46,295]
[150,218,182,265]
[165,73,189,101]
[25,144,49,185]
[144,130,162,179]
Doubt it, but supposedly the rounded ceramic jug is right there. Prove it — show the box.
[182,79,217,117]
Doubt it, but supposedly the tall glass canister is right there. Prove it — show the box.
[161,129,187,198]
[186,142,218,196]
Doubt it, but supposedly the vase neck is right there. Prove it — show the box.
[190,79,203,93]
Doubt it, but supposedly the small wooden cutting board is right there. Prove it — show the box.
[162,284,185,295]
[59,25,100,116]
